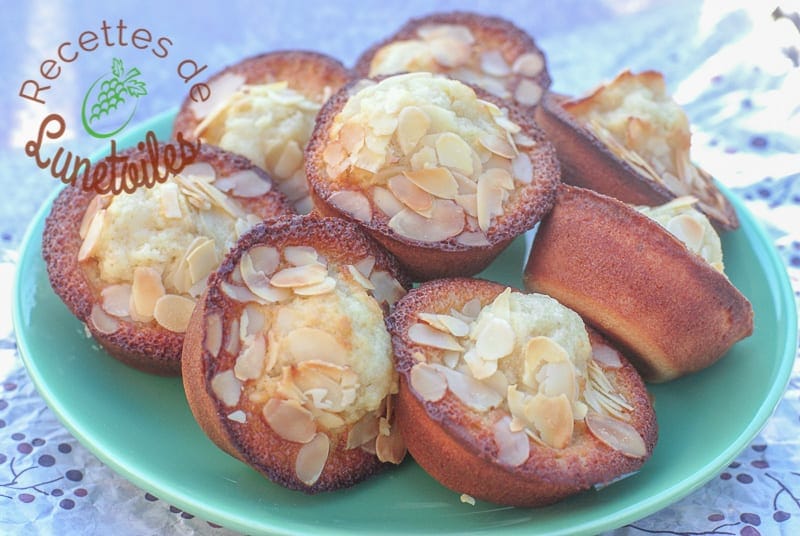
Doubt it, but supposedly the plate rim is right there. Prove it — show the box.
[11,109,799,536]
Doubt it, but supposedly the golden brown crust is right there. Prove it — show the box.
[182,215,411,492]
[305,78,561,281]
[42,144,293,375]
[387,278,657,507]
[353,11,551,110]
[172,50,352,140]
[535,91,739,230]
[523,184,754,382]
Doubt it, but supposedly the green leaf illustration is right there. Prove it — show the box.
[111,58,124,79]
[125,79,148,97]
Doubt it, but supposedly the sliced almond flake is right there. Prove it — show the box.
[431,364,503,411]
[409,145,439,171]
[211,370,242,407]
[89,304,119,334]
[483,370,509,396]
[240,253,292,302]
[220,281,263,304]
[479,133,516,159]
[224,318,241,356]
[404,166,460,200]
[227,410,247,423]
[270,263,327,288]
[153,294,195,333]
[79,195,109,239]
[454,194,478,218]
[160,183,183,219]
[512,53,544,77]
[264,398,316,444]
[328,190,372,223]
[476,171,506,232]
[389,174,434,215]
[100,284,132,317]
[523,336,570,389]
[537,361,578,401]
[234,333,266,381]
[346,413,380,449]
[442,350,461,368]
[353,256,376,278]
[375,419,406,464]
[463,348,498,380]
[461,298,482,319]
[511,153,534,184]
[456,231,491,247]
[475,317,515,361]
[180,162,217,182]
[592,343,623,368]
[190,72,245,124]
[529,393,574,449]
[388,200,465,243]
[215,169,271,198]
[284,327,347,366]
[78,209,106,261]
[131,267,165,319]
[281,170,310,203]
[408,323,463,351]
[493,416,530,467]
[322,141,347,174]
[666,214,705,252]
[397,106,431,155]
[494,115,522,135]
[247,246,280,276]
[460,494,476,506]
[369,270,405,307]
[186,238,218,285]
[345,264,374,290]
[195,179,245,219]
[452,171,477,195]
[418,23,474,43]
[513,133,537,147]
[293,277,336,296]
[586,413,647,458]
[273,140,304,179]
[480,50,511,77]
[514,79,544,106]
[205,313,223,357]
[434,133,474,175]
[240,304,265,340]
[429,37,471,68]
[284,246,319,267]
[409,362,447,401]
[372,186,405,218]
[339,123,366,154]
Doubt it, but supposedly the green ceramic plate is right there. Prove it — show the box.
[13,110,798,535]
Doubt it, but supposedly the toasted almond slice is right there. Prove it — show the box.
[205,313,223,357]
[293,277,336,296]
[216,169,271,197]
[240,253,292,302]
[346,413,380,449]
[186,238,218,286]
[234,333,266,380]
[494,115,522,134]
[270,263,327,288]
[475,317,515,360]
[463,348,498,380]
[417,312,469,337]
[224,318,240,356]
[479,133,516,159]
[455,194,478,218]
[432,364,503,411]
[160,183,182,219]
[409,362,447,401]
[284,246,319,267]
[328,190,372,223]
[353,256,376,278]
[227,410,247,423]
[514,79,543,106]
[100,284,132,317]
[452,171,477,194]
[375,419,406,464]
[131,267,164,319]
[429,37,471,67]
[435,133,474,175]
[461,297,482,319]
[513,133,537,148]
[180,162,217,182]
[345,264,374,290]
[493,416,530,467]
[586,413,647,458]
[89,304,119,334]
[220,281,261,303]
[666,214,705,252]
[592,343,623,368]
[389,174,434,215]
[239,304,265,340]
[322,141,346,170]
[281,169,310,203]
[529,393,574,449]
[274,140,304,179]
[476,171,506,232]
[339,123,366,154]
[484,370,509,396]
[247,246,280,276]
[397,106,431,155]
[211,370,242,407]
[523,336,570,389]
[79,195,109,239]
[512,53,544,77]
[480,50,511,77]
[538,361,577,401]
[409,145,439,171]
[284,327,347,366]
[78,209,106,262]
[408,323,463,351]
[189,71,244,120]
[372,186,405,218]
[388,200,465,243]
[370,270,406,306]
[264,398,316,444]
[511,153,533,184]
[153,294,195,333]
[403,167,459,200]
[456,231,491,247]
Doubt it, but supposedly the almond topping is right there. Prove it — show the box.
[397,106,431,155]
[592,343,623,368]
[234,333,266,381]
[666,214,705,252]
[89,304,119,334]
[160,183,183,219]
[512,53,544,77]
[511,153,534,184]
[417,313,469,337]
[77,209,106,262]
[339,123,366,154]
[389,174,434,215]
[186,238,218,285]
[480,50,511,77]
[475,317,515,360]
[479,133,516,159]
[523,336,570,390]
[586,413,647,458]
[514,79,543,106]
[429,37,471,68]
[227,410,247,423]
[131,267,165,319]
[153,294,195,332]
[240,253,291,302]
[211,370,242,407]
[295,432,330,485]
[284,246,319,267]
[417,24,475,44]
[328,190,372,223]
[493,416,530,467]
[346,265,375,290]
[263,398,316,444]
[346,413,380,449]
[408,323,463,351]
[353,255,376,278]
[372,186,405,218]
[270,263,328,288]
[247,246,280,276]
[220,281,261,304]
[476,171,506,232]
[79,195,109,239]
[463,348,497,380]
[403,167,459,200]
[239,304,265,339]
[375,419,406,464]
[369,271,405,306]
[215,169,271,198]
[432,364,503,411]
[101,284,132,317]
[388,200,465,242]
[293,277,337,296]
[284,328,347,366]
[274,140,304,179]
[180,162,217,182]
[435,133,474,175]
[456,231,491,247]
[528,393,574,449]
[409,362,447,402]
[205,313,223,357]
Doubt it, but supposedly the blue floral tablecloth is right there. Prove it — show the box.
[1,1,798,534]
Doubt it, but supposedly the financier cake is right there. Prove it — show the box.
[355,11,551,110]
[305,72,560,280]
[182,215,411,492]
[535,70,738,229]
[387,278,657,507]
[42,143,293,375]
[172,51,352,213]
[523,184,754,382]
